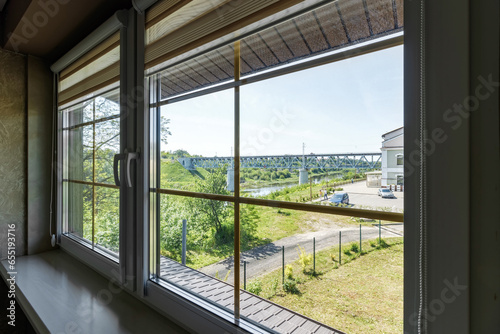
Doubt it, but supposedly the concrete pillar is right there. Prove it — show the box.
[299,168,308,185]
[227,168,235,192]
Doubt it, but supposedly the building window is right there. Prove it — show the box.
[396,153,404,166]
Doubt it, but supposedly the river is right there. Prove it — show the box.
[241,173,344,197]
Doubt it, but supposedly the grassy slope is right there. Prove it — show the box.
[248,238,404,334]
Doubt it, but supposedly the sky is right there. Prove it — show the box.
[160,44,403,157]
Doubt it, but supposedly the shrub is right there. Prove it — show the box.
[270,278,279,296]
[330,253,336,263]
[285,264,294,279]
[379,239,389,248]
[343,249,352,256]
[283,278,299,294]
[247,279,263,296]
[297,245,313,272]
[350,243,359,253]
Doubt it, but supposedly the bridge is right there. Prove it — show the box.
[178,153,382,171]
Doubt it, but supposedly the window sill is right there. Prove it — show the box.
[0,250,187,334]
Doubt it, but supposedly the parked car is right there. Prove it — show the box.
[330,192,349,205]
[378,188,396,198]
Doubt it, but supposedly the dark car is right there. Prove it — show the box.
[330,192,349,205]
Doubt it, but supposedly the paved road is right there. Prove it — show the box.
[199,223,404,284]
[315,181,404,211]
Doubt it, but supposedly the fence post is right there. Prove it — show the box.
[359,224,362,253]
[310,179,313,202]
[244,261,247,290]
[182,219,187,265]
[379,220,381,245]
[339,231,342,265]
[282,246,285,284]
[313,237,316,273]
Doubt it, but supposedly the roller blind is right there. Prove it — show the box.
[144,0,304,70]
[58,32,120,107]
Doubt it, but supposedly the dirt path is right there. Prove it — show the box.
[199,223,403,284]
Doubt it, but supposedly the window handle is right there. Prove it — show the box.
[113,153,127,186]
[126,152,140,188]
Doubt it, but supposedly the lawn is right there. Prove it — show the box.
[245,237,404,334]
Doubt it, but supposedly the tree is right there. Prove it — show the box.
[191,167,230,235]
[160,116,172,145]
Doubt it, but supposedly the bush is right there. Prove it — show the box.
[297,245,313,272]
[350,243,359,253]
[247,279,263,296]
[343,249,352,256]
[283,278,299,294]
[270,278,279,296]
[285,264,294,279]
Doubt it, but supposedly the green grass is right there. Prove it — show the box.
[160,160,210,189]
[245,237,404,334]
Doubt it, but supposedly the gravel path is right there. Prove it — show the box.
[199,223,404,284]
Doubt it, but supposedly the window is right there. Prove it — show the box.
[61,89,121,256]
[146,0,404,332]
[56,28,125,267]
[396,153,404,166]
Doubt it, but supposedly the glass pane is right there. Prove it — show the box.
[95,90,120,120]
[159,89,234,194]
[239,204,403,333]
[67,125,93,182]
[159,194,234,312]
[95,187,120,254]
[240,46,404,214]
[239,0,403,80]
[159,44,235,100]
[66,182,93,242]
[64,100,93,127]
[95,119,120,184]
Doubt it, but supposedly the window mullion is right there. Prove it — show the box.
[155,73,162,279]
[92,98,96,249]
[233,40,241,319]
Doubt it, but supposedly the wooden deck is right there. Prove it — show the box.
[160,257,344,334]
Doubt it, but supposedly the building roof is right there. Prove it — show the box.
[382,127,403,149]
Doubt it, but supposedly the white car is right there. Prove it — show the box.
[378,188,396,198]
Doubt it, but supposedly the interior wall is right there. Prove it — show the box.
[0,48,26,260]
[27,55,53,255]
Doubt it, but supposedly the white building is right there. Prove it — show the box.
[381,127,404,187]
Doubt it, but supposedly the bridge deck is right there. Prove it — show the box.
[160,256,343,334]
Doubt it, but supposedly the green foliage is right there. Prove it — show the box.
[350,243,360,253]
[343,249,352,256]
[297,245,313,272]
[240,205,259,244]
[285,264,294,279]
[270,277,279,296]
[247,279,263,296]
[192,167,231,235]
[283,278,299,294]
